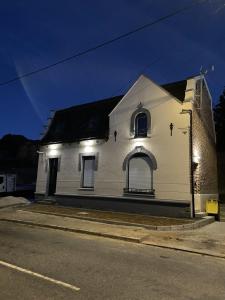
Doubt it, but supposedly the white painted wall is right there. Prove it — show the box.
[36,75,192,203]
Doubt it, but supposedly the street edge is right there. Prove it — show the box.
[18,209,215,231]
[0,218,140,243]
[0,218,224,260]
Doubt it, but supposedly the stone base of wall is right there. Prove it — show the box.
[35,193,191,218]
[195,193,219,212]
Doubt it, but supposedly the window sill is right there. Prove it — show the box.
[78,188,94,191]
[129,135,151,140]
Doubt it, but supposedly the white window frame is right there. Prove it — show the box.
[82,156,95,188]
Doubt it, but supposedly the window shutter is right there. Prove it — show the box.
[83,157,95,188]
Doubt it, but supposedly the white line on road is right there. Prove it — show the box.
[0,260,80,291]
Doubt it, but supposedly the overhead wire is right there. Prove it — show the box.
[0,0,208,87]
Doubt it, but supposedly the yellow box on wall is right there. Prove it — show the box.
[206,199,219,214]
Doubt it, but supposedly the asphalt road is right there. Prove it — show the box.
[0,221,225,300]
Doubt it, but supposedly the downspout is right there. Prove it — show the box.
[181,109,195,218]
[189,110,195,218]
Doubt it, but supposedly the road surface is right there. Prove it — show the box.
[0,221,225,299]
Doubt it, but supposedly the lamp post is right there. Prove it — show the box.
[180,109,195,218]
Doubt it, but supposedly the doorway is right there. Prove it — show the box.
[47,158,58,196]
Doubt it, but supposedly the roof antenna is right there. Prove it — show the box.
[200,65,215,76]
[197,65,215,109]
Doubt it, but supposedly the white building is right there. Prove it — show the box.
[35,74,218,217]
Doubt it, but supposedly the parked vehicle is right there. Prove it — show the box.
[0,174,16,193]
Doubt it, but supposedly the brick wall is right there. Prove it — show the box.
[192,81,218,195]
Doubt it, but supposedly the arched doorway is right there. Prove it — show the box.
[123,146,157,195]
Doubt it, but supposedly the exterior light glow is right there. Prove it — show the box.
[84,146,93,153]
[133,137,145,148]
[193,155,200,163]
[81,140,96,146]
[193,149,200,163]
[48,149,59,156]
[48,144,61,150]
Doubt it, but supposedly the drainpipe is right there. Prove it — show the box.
[180,109,195,218]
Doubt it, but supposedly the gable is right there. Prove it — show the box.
[41,75,187,145]
[110,75,186,119]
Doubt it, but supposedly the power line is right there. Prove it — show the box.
[0,0,207,87]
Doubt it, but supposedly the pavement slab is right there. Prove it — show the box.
[0,209,150,242]
[0,196,29,208]
[1,208,225,259]
[141,222,225,258]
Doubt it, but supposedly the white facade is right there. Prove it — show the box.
[36,75,218,214]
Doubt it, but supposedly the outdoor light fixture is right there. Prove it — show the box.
[193,155,200,164]
[136,146,143,152]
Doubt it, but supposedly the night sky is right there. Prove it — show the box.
[0,0,224,140]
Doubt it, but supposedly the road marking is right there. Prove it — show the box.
[0,260,80,291]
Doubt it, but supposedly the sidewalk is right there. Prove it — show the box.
[0,196,29,208]
[0,208,150,242]
[1,206,225,258]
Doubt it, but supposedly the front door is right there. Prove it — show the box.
[128,156,151,191]
[48,158,58,196]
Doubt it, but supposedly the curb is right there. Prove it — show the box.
[0,218,141,243]
[140,240,225,260]
[1,217,225,260]
[0,203,30,210]
[19,209,214,231]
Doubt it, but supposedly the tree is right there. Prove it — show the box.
[214,88,225,202]
[214,88,225,151]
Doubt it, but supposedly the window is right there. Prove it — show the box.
[130,105,150,138]
[82,156,95,188]
[135,113,147,137]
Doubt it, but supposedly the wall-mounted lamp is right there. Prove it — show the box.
[193,155,200,164]
[136,146,143,152]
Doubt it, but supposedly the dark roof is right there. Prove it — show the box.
[41,79,187,144]
[162,80,187,102]
[41,95,123,144]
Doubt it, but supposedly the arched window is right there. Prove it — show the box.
[135,113,147,137]
[130,104,151,138]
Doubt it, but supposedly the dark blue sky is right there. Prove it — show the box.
[0,0,224,139]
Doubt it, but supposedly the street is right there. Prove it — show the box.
[0,221,225,299]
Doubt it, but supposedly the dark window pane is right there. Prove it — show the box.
[135,113,147,137]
